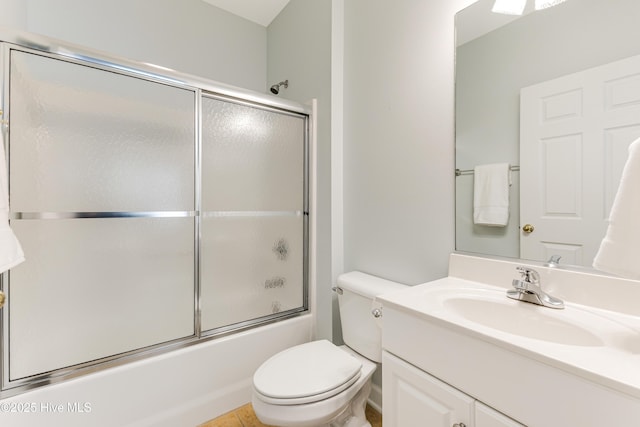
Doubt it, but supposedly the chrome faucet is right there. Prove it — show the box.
[507,266,564,309]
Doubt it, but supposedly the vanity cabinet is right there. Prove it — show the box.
[379,275,640,427]
[475,402,524,427]
[383,350,523,427]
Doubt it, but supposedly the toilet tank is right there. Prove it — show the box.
[336,271,407,363]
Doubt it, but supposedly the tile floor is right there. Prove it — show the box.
[198,403,382,427]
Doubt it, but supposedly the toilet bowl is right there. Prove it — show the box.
[252,341,376,427]
[251,271,407,427]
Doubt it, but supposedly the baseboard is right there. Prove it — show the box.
[368,382,382,413]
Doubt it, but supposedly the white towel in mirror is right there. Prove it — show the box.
[593,138,640,279]
[473,163,511,227]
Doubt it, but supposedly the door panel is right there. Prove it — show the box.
[520,54,640,266]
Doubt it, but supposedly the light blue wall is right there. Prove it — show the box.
[0,0,27,28]
[1,0,267,92]
[2,0,480,353]
[267,0,333,341]
[343,0,474,286]
[1,0,492,415]
[267,0,479,344]
[268,2,478,409]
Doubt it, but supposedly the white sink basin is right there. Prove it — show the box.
[378,268,640,426]
[379,276,640,403]
[419,284,640,353]
[615,334,640,355]
[443,294,604,346]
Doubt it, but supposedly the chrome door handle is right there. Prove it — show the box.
[453,423,466,427]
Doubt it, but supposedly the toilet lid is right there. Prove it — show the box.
[253,340,362,401]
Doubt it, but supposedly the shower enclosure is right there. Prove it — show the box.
[0,34,310,396]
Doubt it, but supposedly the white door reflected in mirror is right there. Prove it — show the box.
[454,0,640,268]
[519,55,640,267]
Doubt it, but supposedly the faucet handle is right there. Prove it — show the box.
[516,266,539,283]
[548,255,561,264]
[545,255,562,268]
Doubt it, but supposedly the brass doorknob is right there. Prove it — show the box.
[522,224,535,233]
[0,291,5,309]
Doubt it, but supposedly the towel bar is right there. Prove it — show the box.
[456,165,520,176]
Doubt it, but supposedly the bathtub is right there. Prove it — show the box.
[0,315,313,427]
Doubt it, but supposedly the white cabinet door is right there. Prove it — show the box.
[383,351,473,427]
[476,402,525,427]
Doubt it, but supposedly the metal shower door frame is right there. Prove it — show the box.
[0,31,311,398]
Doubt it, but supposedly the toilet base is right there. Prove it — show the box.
[252,345,377,427]
[253,380,372,427]
[327,381,372,427]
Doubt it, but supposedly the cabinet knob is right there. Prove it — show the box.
[453,424,466,427]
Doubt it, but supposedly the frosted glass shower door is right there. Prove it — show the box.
[5,50,196,381]
[200,96,307,331]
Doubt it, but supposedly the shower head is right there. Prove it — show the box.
[269,80,288,95]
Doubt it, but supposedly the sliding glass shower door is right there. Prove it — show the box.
[5,50,197,382]
[0,44,309,394]
[200,96,307,332]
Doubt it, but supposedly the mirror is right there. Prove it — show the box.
[455,0,640,269]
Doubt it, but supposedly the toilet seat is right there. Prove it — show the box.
[253,340,362,405]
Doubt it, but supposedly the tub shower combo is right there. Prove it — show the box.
[0,32,311,397]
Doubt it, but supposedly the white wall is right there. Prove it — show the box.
[342,0,475,286]
[6,0,268,91]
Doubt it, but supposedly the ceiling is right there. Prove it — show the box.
[456,0,538,46]
[201,0,290,27]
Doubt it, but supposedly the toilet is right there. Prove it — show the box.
[252,271,407,427]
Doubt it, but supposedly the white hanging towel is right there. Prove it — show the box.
[0,123,24,273]
[593,138,640,279]
[473,163,510,227]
